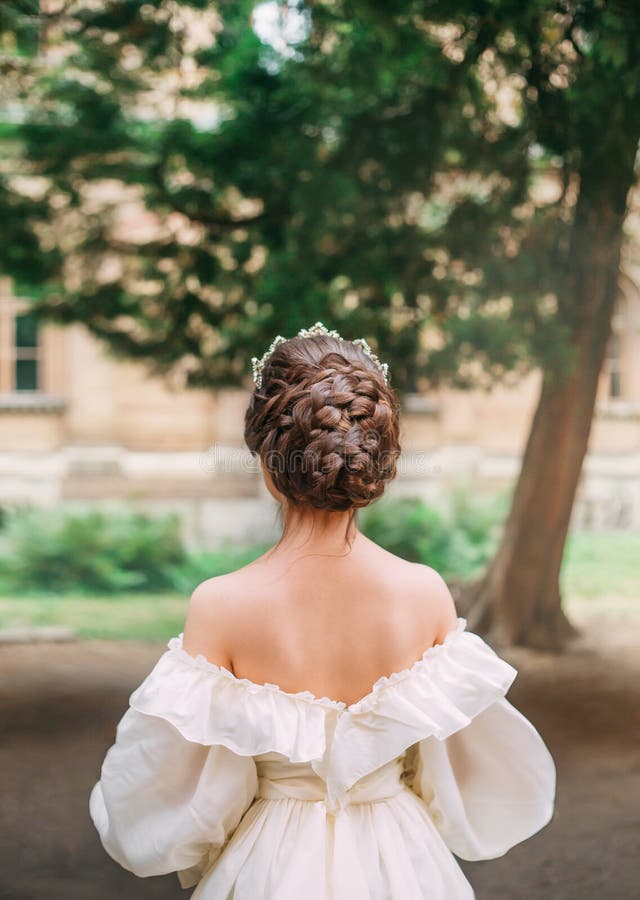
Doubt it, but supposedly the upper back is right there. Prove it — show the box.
[182,533,458,709]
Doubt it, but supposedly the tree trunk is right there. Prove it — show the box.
[463,153,638,651]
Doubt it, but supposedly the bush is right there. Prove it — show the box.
[0,487,509,597]
[360,487,509,580]
[167,544,271,595]
[0,506,187,594]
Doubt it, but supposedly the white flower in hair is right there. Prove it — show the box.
[251,321,390,388]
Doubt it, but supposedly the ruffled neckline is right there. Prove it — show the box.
[167,616,468,716]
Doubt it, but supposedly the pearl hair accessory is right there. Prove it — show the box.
[251,321,390,388]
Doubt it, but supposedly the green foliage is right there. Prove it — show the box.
[0,506,186,594]
[0,2,39,58]
[0,491,507,598]
[0,529,635,641]
[2,2,639,392]
[360,487,509,580]
[167,543,271,595]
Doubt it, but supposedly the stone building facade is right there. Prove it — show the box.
[1,276,639,548]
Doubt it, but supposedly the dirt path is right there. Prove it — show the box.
[0,613,638,900]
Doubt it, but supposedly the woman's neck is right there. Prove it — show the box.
[273,504,358,558]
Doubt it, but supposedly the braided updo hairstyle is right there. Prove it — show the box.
[244,333,401,512]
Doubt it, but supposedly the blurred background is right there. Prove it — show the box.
[0,2,638,899]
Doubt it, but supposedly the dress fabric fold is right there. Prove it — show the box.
[89,617,557,899]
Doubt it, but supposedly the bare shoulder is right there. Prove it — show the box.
[400,561,459,644]
[358,534,458,645]
[182,568,254,668]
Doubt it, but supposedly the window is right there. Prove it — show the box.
[0,288,66,409]
[15,311,39,391]
[604,332,622,400]
[0,283,45,394]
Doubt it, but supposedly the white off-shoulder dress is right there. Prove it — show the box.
[89,617,556,899]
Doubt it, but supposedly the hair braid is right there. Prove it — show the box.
[245,337,401,511]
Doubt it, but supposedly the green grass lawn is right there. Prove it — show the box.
[561,530,640,618]
[0,530,637,642]
[0,593,189,642]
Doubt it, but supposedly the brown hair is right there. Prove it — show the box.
[244,333,401,512]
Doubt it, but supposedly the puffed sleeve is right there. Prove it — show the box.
[409,696,556,860]
[402,623,557,860]
[89,641,260,889]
